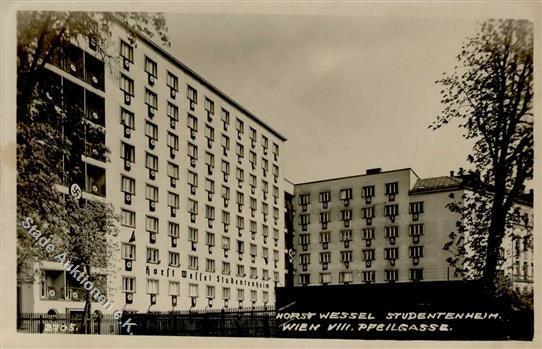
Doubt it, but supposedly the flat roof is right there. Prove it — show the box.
[110,14,287,142]
[293,168,419,186]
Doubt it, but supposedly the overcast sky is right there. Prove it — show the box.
[164,12,480,184]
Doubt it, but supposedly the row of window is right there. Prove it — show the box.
[298,225,424,247]
[122,242,281,270]
[299,246,424,265]
[298,268,425,285]
[300,203,423,223]
[299,183,405,208]
[122,277,271,303]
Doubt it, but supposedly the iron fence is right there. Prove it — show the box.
[17,312,121,334]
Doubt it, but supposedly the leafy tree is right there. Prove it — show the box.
[16,11,169,326]
[431,19,533,292]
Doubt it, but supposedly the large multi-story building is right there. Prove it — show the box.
[290,168,533,289]
[19,16,287,316]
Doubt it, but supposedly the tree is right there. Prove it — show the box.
[17,11,169,279]
[431,19,533,292]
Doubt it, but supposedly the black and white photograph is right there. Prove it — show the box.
[0,1,539,348]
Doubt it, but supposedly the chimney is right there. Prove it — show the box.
[366,168,382,175]
[458,167,464,175]
[450,170,455,177]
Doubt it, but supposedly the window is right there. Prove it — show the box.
[362,185,375,198]
[362,207,375,219]
[168,162,179,181]
[145,89,158,109]
[363,271,375,283]
[299,194,310,205]
[272,165,279,181]
[341,230,352,242]
[205,97,214,115]
[221,108,230,128]
[207,285,215,299]
[236,118,244,135]
[188,170,198,188]
[169,281,180,296]
[122,277,135,292]
[188,199,198,214]
[188,255,199,270]
[146,215,159,233]
[145,184,158,202]
[385,182,399,196]
[250,289,257,303]
[320,252,331,263]
[409,202,424,214]
[320,212,330,224]
[147,279,159,294]
[320,232,330,243]
[168,222,179,238]
[300,214,311,225]
[169,251,180,267]
[385,226,399,238]
[145,56,157,77]
[236,264,245,277]
[339,272,353,284]
[319,191,331,204]
[410,268,424,281]
[206,205,215,221]
[222,134,230,151]
[187,85,198,103]
[299,274,310,285]
[188,142,198,160]
[263,291,269,304]
[340,188,353,201]
[121,209,135,227]
[272,143,279,160]
[363,228,375,240]
[384,248,399,260]
[146,248,159,264]
[236,168,244,183]
[262,158,269,172]
[187,114,198,132]
[236,143,244,159]
[250,267,257,279]
[120,74,134,96]
[145,121,158,140]
[121,243,136,260]
[222,261,231,275]
[167,102,179,122]
[121,108,135,129]
[167,132,179,151]
[300,253,311,265]
[250,197,257,212]
[249,127,257,144]
[262,135,269,151]
[206,259,216,273]
[222,287,230,300]
[249,151,257,168]
[205,178,215,195]
[120,40,134,63]
[145,153,158,173]
[188,228,198,243]
[222,236,230,250]
[341,209,352,221]
[121,176,135,195]
[385,269,399,282]
[168,192,179,210]
[189,284,199,298]
[409,246,424,258]
[363,249,375,261]
[167,71,178,92]
[384,204,399,218]
[121,142,135,163]
[222,211,230,225]
[237,288,245,301]
[249,175,257,190]
[341,251,352,262]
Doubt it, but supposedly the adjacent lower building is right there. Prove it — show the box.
[19,14,288,316]
[290,168,533,290]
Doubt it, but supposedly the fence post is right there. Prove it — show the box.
[39,315,44,334]
[221,309,225,336]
